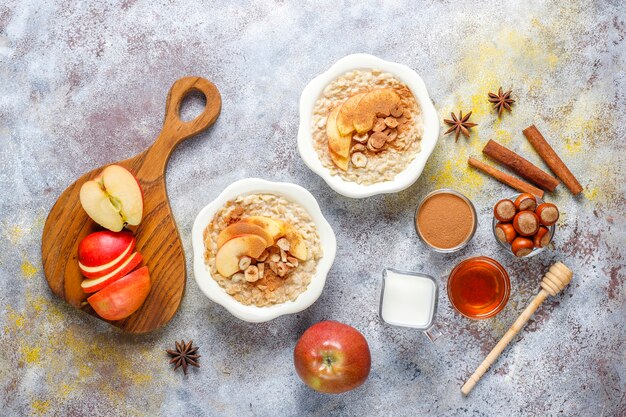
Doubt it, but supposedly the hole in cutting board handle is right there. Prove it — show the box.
[179,90,207,122]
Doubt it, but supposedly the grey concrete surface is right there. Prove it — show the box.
[0,1,624,416]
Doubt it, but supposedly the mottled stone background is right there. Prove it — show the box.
[1,1,624,416]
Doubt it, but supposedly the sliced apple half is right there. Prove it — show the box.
[81,252,143,293]
[78,231,136,278]
[217,222,274,249]
[329,149,350,171]
[79,165,144,232]
[336,92,366,135]
[87,266,151,321]
[284,224,308,261]
[215,234,267,277]
[239,216,285,241]
[353,89,401,133]
[326,106,352,159]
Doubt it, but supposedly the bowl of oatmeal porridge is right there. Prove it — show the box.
[192,178,336,322]
[298,53,439,198]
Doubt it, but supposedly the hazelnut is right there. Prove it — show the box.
[535,203,559,226]
[276,238,290,252]
[495,222,517,244]
[493,199,516,222]
[244,265,260,282]
[512,211,540,236]
[238,256,251,271]
[511,236,534,257]
[533,226,551,248]
[514,193,537,212]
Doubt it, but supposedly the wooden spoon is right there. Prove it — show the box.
[41,77,221,333]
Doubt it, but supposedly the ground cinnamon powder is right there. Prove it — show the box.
[417,193,475,249]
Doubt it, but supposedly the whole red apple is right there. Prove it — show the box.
[293,320,371,394]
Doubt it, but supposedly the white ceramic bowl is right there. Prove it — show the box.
[297,53,439,198]
[191,178,337,322]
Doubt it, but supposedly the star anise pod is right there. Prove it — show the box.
[166,340,200,375]
[488,87,515,116]
[444,110,477,142]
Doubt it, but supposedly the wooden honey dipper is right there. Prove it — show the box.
[461,262,573,396]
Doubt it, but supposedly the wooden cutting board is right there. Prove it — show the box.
[41,77,221,333]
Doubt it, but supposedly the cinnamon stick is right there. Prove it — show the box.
[468,157,544,198]
[523,125,583,195]
[483,140,559,191]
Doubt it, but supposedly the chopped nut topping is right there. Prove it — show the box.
[402,108,412,119]
[276,262,289,277]
[269,253,281,263]
[287,256,299,268]
[353,132,369,143]
[238,256,251,271]
[384,128,398,142]
[390,104,404,118]
[268,261,278,274]
[231,272,245,283]
[369,132,387,149]
[280,249,288,263]
[276,238,290,252]
[244,265,259,282]
[384,117,399,128]
[258,263,265,278]
[351,152,368,167]
[372,118,387,132]
[351,143,366,154]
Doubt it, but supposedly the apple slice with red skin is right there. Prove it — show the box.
[217,222,274,249]
[294,320,371,394]
[87,266,151,321]
[81,252,142,293]
[79,165,144,232]
[215,234,267,277]
[78,230,136,278]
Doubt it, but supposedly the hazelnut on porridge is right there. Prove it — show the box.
[311,69,423,185]
[204,194,322,307]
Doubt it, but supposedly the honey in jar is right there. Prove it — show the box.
[447,256,510,319]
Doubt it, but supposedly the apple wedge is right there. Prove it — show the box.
[78,231,136,278]
[336,92,366,135]
[79,165,143,232]
[329,150,350,171]
[87,266,151,321]
[239,216,285,241]
[81,252,143,293]
[353,89,401,133]
[326,106,352,160]
[215,234,266,277]
[284,225,308,261]
[217,222,274,249]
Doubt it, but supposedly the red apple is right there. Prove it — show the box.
[293,320,371,394]
[81,252,142,293]
[79,164,144,232]
[78,230,136,278]
[87,266,151,321]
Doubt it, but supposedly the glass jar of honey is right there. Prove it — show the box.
[447,256,510,319]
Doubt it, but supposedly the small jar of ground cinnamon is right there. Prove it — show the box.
[415,189,477,252]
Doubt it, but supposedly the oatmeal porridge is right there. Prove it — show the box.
[311,69,423,185]
[204,193,323,307]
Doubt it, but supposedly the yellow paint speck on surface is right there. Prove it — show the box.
[6,306,25,328]
[31,399,50,415]
[9,226,25,244]
[583,186,598,201]
[20,345,41,364]
[21,260,38,278]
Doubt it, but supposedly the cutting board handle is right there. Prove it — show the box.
[141,77,222,180]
